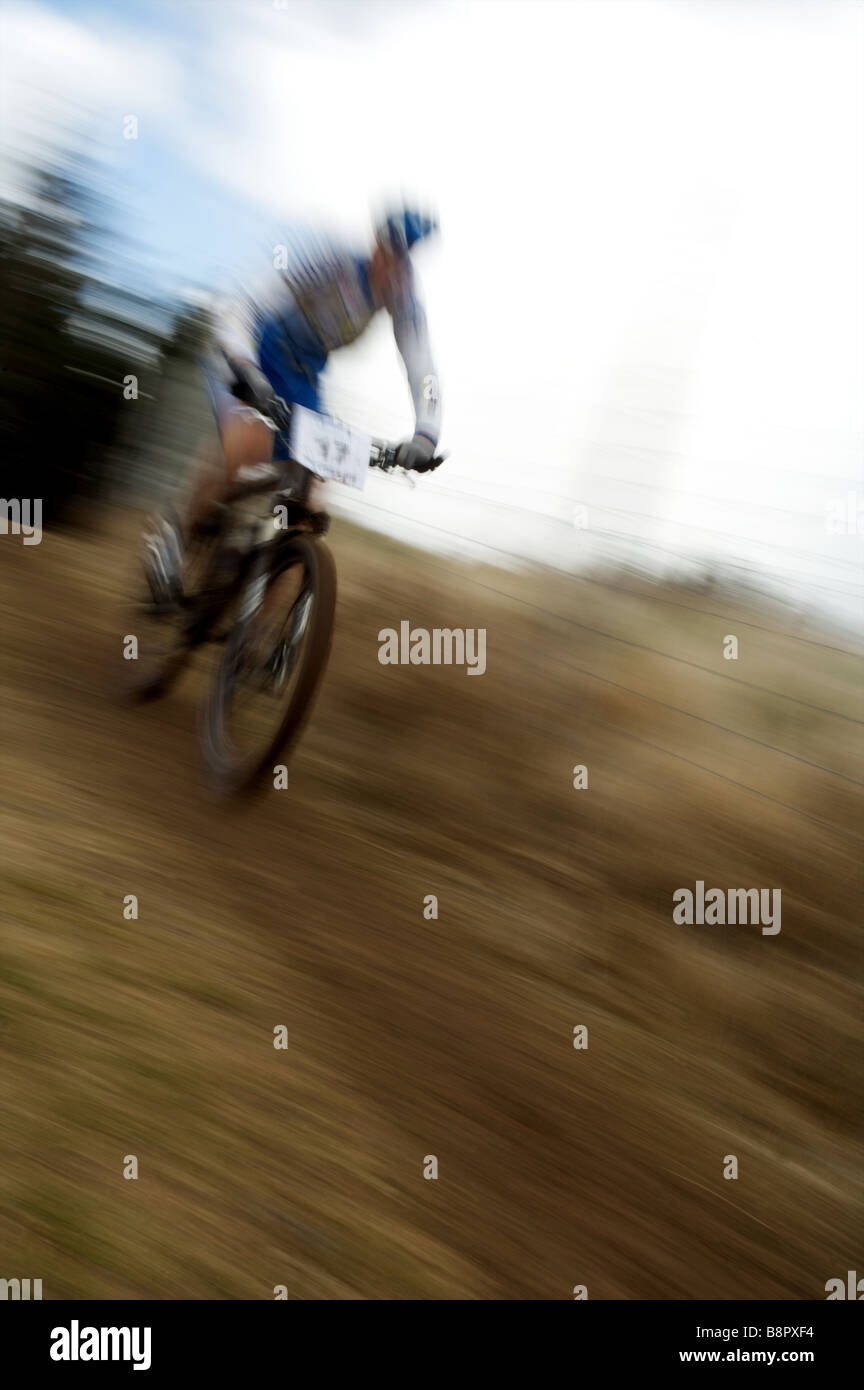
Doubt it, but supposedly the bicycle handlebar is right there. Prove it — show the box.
[368,440,446,474]
[264,396,445,475]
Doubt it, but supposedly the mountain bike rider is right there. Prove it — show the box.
[149,208,442,596]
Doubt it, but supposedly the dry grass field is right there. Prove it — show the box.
[0,510,861,1298]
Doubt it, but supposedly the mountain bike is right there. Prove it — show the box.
[122,398,444,794]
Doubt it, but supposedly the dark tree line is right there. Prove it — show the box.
[0,164,211,526]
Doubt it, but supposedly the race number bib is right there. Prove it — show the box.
[289,405,369,490]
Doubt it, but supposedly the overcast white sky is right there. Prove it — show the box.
[2,0,862,622]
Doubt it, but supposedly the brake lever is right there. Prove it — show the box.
[370,458,415,486]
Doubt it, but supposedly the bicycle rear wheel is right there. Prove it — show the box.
[201,534,337,793]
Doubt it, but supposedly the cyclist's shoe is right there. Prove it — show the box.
[142,515,184,607]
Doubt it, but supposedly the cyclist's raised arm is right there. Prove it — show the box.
[387,267,442,450]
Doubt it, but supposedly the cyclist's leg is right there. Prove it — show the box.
[256,324,330,505]
[250,353,326,641]
[145,383,275,603]
[184,384,274,540]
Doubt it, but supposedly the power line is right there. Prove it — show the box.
[496,555,862,658]
[584,713,864,845]
[347,492,863,599]
[385,539,864,841]
[550,652,864,788]
[340,491,864,669]
[365,484,863,656]
[388,545,864,842]
[459,570,864,726]
[568,503,863,572]
[448,468,848,526]
[425,478,864,578]
[580,527,864,598]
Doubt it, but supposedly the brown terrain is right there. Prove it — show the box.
[0,509,861,1299]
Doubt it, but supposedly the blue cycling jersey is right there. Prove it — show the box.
[211,229,441,445]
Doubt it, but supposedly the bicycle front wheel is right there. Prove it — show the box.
[201,534,337,794]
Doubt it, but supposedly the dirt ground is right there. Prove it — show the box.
[0,509,861,1299]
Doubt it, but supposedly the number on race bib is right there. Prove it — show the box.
[290,406,370,490]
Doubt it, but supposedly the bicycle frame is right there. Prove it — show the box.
[180,415,443,650]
